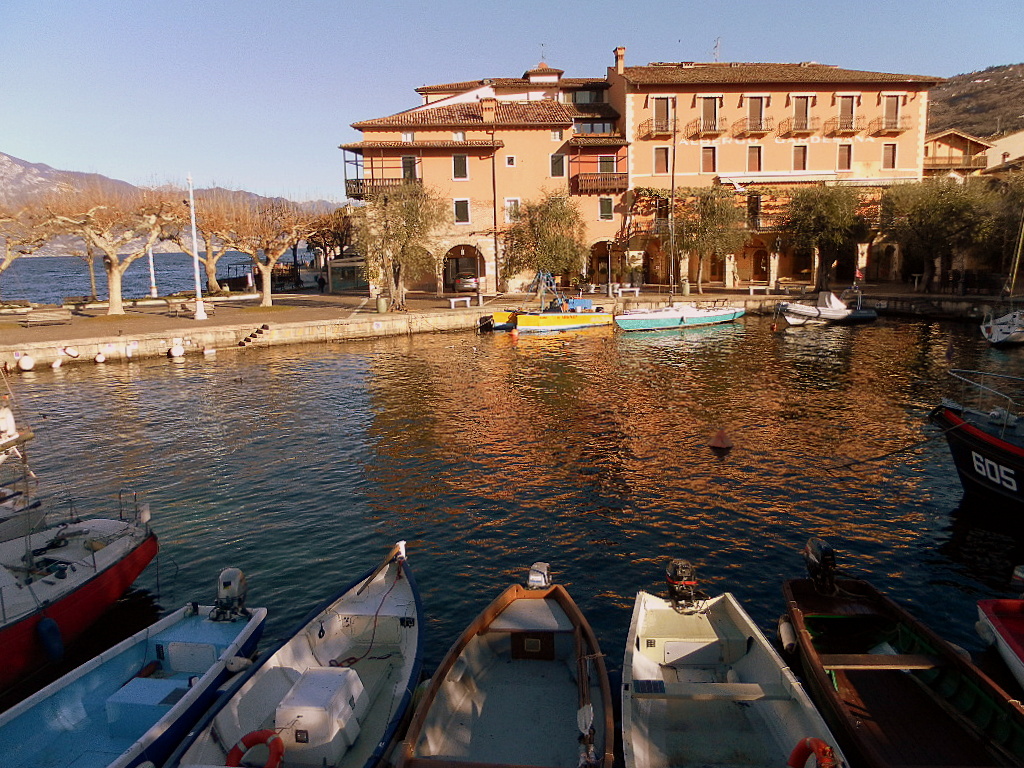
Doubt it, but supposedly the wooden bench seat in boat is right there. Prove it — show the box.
[486,599,574,633]
[819,653,941,670]
[629,679,787,701]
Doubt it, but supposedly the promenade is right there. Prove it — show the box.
[0,283,991,371]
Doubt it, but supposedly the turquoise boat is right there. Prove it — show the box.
[614,303,745,331]
[0,569,267,768]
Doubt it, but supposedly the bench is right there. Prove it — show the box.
[630,680,787,701]
[744,282,771,295]
[20,308,73,327]
[616,287,640,298]
[448,296,472,309]
[169,300,216,318]
[819,653,940,670]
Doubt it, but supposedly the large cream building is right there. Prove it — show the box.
[341,47,940,292]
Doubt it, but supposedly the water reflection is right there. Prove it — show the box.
[5,316,1023,677]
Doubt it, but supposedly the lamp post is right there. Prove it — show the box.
[187,174,207,320]
[606,241,613,298]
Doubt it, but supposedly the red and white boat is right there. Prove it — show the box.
[977,599,1024,689]
[0,396,159,692]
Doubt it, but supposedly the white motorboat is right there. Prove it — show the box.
[168,541,422,768]
[396,562,614,768]
[614,302,745,331]
[622,560,847,768]
[776,288,877,326]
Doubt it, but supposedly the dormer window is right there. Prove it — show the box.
[401,131,415,143]
[575,120,614,134]
[572,90,603,104]
[453,131,466,142]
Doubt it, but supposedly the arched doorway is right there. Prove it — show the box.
[752,248,769,280]
[444,245,484,291]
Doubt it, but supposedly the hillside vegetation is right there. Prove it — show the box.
[928,63,1024,138]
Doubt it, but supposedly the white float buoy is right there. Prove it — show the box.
[94,353,106,364]
[168,344,185,358]
[51,359,62,369]
[203,347,216,356]
[62,346,80,359]
[17,355,35,372]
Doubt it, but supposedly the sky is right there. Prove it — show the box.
[1,0,1021,202]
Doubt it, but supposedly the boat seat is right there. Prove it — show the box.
[819,653,941,670]
[629,679,787,701]
[106,676,189,737]
[167,641,218,674]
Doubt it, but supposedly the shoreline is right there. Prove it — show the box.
[0,285,993,371]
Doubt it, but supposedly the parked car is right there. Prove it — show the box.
[454,272,480,292]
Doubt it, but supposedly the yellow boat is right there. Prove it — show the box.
[490,308,613,333]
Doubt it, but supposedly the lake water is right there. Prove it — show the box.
[0,253,257,306]
[5,315,1024,700]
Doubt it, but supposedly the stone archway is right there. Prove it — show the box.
[443,245,484,291]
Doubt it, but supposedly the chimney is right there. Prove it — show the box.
[481,97,496,123]
[614,46,626,75]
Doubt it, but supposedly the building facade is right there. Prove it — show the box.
[341,48,940,293]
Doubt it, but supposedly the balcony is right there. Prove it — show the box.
[824,116,866,136]
[574,173,628,194]
[868,116,912,135]
[345,177,421,200]
[685,118,728,138]
[732,116,775,137]
[639,118,677,137]
[924,155,988,170]
[777,116,821,136]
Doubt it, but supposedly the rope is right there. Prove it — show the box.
[824,419,964,474]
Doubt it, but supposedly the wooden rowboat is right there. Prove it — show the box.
[784,538,1024,768]
[977,598,1024,690]
[396,562,614,768]
[622,560,847,768]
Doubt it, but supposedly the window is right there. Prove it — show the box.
[654,97,672,132]
[453,199,470,224]
[599,198,614,220]
[654,147,670,174]
[401,156,417,180]
[747,146,762,173]
[452,131,465,142]
[793,96,811,131]
[576,121,614,134]
[572,90,603,104]
[793,145,808,171]
[701,146,717,173]
[506,156,516,167]
[883,95,900,130]
[504,198,520,223]
[838,144,852,171]
[551,129,563,141]
[453,154,468,179]
[550,153,566,177]
[747,97,765,131]
[838,96,855,130]
[882,143,897,170]
[701,97,719,131]
[598,155,616,173]
[401,131,414,143]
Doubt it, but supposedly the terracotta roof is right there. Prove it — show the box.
[568,136,628,147]
[567,103,620,119]
[352,101,578,129]
[415,77,609,94]
[621,62,942,86]
[523,62,564,77]
[339,140,504,151]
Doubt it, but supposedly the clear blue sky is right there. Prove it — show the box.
[2,0,1020,201]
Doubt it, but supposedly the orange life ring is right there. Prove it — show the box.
[226,729,285,768]
[787,736,837,768]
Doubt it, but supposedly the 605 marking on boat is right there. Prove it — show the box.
[972,451,1018,491]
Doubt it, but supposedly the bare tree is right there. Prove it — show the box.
[165,188,255,294]
[353,184,446,311]
[46,185,182,314]
[0,199,50,291]
[215,197,313,307]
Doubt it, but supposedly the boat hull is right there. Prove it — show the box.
[0,601,267,768]
[929,403,1024,507]
[977,599,1024,691]
[784,577,1024,768]
[490,309,612,332]
[398,582,614,768]
[778,304,878,326]
[0,530,159,692]
[982,310,1024,346]
[621,591,846,768]
[614,305,745,331]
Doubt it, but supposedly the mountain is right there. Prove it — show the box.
[928,63,1024,138]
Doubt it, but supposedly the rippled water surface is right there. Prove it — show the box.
[8,315,1024,685]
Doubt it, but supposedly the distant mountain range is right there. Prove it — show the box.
[928,63,1024,138]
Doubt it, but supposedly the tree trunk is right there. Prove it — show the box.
[255,261,274,307]
[87,256,98,300]
[204,254,219,295]
[106,259,125,314]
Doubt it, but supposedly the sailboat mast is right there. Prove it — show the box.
[1010,208,1024,299]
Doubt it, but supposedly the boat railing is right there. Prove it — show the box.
[948,369,1024,431]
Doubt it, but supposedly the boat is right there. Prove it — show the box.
[622,559,847,768]
[396,562,614,768]
[0,401,45,542]
[0,389,159,692]
[776,288,877,326]
[486,271,613,333]
[0,568,267,768]
[977,598,1024,690]
[783,537,1024,768]
[169,540,422,768]
[613,301,745,332]
[981,210,1024,346]
[929,368,1024,507]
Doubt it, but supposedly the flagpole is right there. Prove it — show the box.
[187,174,207,320]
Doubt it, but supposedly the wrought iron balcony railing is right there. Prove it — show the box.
[776,116,821,136]
[868,116,912,135]
[823,116,866,135]
[574,173,629,194]
[686,118,728,138]
[732,116,775,136]
[345,177,421,200]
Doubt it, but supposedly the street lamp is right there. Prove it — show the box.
[186,174,207,320]
[606,241,613,298]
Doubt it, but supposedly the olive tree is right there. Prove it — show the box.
[500,192,589,284]
[353,184,447,311]
[780,185,865,291]
[672,187,748,294]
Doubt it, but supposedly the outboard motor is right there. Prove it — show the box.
[665,559,707,612]
[527,562,551,589]
[210,567,250,621]
[803,538,837,595]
